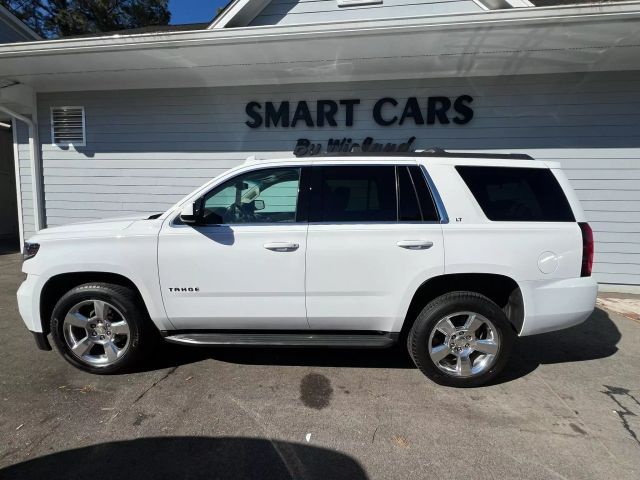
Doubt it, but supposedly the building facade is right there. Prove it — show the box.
[1,0,640,289]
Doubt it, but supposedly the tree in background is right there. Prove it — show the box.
[1,0,171,38]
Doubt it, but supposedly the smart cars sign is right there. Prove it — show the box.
[244,95,474,128]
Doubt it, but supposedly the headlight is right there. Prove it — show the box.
[23,242,40,261]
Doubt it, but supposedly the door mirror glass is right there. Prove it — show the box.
[253,199,265,211]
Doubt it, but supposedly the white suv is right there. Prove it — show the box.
[17,151,597,387]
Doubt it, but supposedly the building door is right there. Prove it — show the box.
[0,126,19,252]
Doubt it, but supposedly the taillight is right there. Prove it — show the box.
[578,222,593,277]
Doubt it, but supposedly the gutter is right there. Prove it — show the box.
[1,1,640,57]
[0,105,44,233]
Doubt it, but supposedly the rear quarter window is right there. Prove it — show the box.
[456,166,575,222]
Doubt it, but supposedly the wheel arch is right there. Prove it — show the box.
[400,273,524,338]
[39,272,152,335]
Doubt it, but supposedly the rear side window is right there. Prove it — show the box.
[397,166,439,222]
[313,166,397,222]
[408,166,439,222]
[456,166,575,222]
[397,166,421,221]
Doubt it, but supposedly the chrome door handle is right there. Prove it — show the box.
[264,242,299,252]
[397,240,433,250]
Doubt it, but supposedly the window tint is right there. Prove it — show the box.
[408,166,439,222]
[314,166,396,222]
[397,166,421,222]
[456,166,575,222]
[202,167,301,224]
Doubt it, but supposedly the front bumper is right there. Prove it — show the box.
[18,274,52,351]
[17,273,42,333]
[31,331,52,351]
[519,276,598,336]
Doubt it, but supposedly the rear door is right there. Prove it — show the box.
[305,163,445,333]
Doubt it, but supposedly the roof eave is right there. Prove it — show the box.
[2,2,640,92]
[2,1,640,55]
[0,0,640,54]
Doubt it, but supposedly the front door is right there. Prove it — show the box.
[305,163,445,333]
[158,166,309,330]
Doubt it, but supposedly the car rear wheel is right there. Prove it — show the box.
[408,291,515,387]
[50,283,150,374]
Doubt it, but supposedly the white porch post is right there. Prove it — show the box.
[0,84,44,234]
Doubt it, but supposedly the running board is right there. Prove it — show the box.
[163,332,397,348]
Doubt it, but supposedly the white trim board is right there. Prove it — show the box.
[11,118,24,250]
[0,4,41,40]
[209,0,273,28]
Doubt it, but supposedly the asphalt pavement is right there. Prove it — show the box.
[0,252,639,479]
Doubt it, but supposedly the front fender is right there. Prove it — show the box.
[21,232,172,333]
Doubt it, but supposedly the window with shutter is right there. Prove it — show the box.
[51,107,85,146]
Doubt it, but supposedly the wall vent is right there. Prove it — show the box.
[51,106,85,146]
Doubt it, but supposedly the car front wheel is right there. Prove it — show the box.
[50,283,149,374]
[408,291,515,387]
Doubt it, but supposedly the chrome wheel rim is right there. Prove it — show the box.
[62,299,131,367]
[428,311,500,378]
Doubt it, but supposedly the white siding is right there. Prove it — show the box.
[14,122,35,239]
[30,69,640,286]
[249,0,484,26]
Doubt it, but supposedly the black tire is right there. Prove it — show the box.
[407,291,515,387]
[50,283,151,374]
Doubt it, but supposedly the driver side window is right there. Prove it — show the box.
[201,167,301,225]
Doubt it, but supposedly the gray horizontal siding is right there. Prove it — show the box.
[27,69,640,286]
[586,211,640,223]
[595,273,640,285]
[596,243,640,255]
[592,232,640,245]
[249,0,483,26]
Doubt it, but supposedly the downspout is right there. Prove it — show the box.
[0,105,44,233]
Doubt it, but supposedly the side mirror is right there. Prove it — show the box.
[253,199,265,211]
[179,202,199,224]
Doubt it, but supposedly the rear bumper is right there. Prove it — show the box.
[519,277,598,336]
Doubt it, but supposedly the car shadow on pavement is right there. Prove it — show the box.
[0,436,368,480]
[140,307,620,385]
[492,307,620,385]
[145,341,416,372]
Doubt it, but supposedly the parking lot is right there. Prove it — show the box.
[0,252,638,480]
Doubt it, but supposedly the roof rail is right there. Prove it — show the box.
[314,148,533,160]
